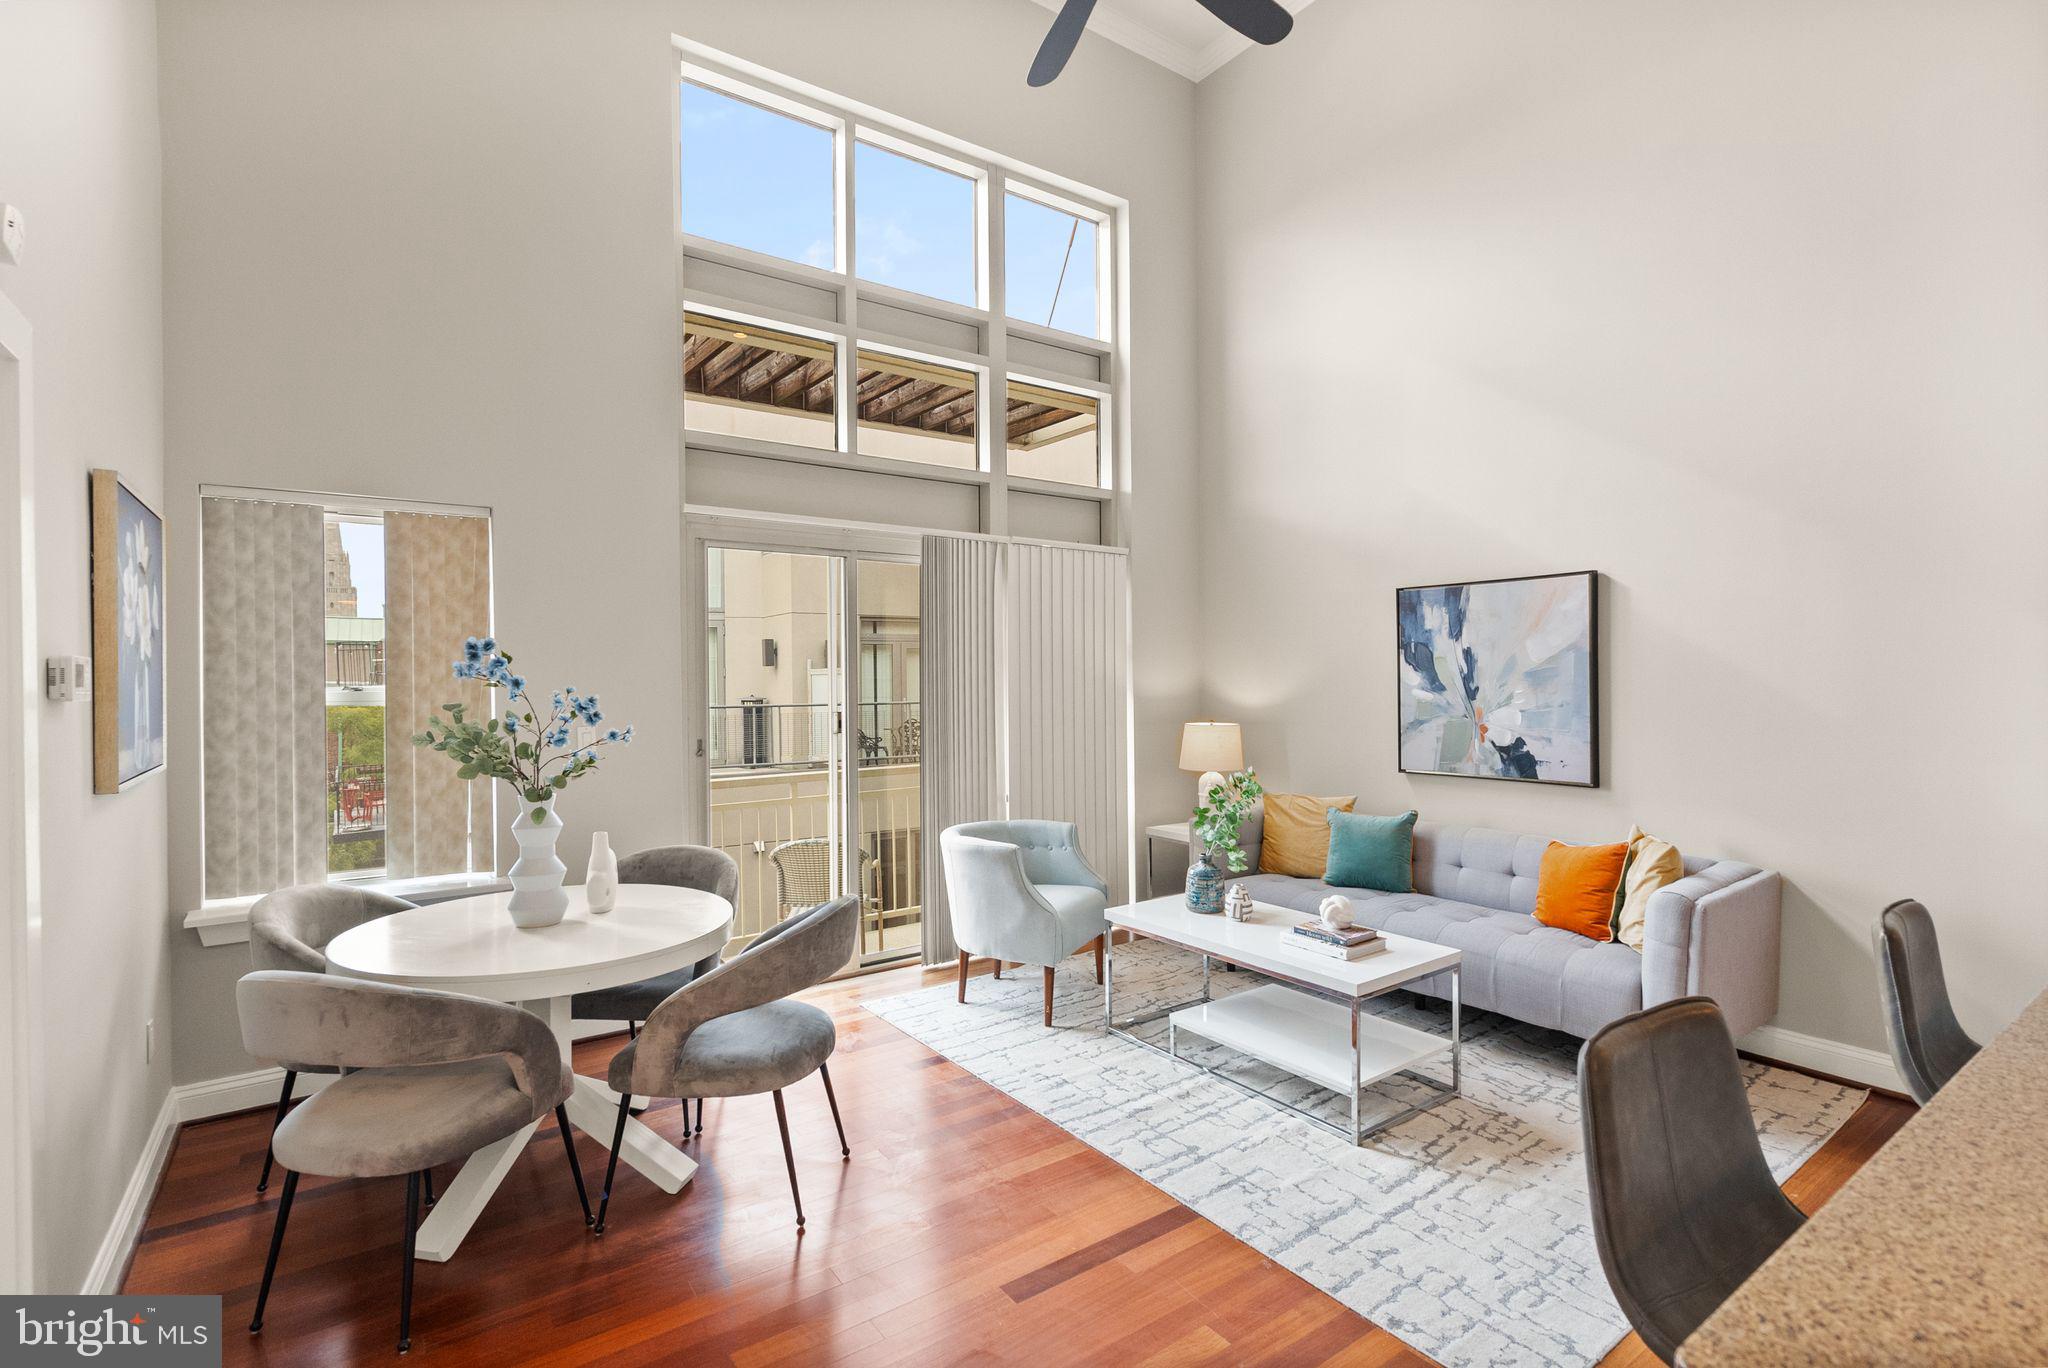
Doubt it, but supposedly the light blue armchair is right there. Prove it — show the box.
[940,820,1109,1026]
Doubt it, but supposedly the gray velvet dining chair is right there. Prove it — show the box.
[569,844,737,1136]
[237,970,591,1355]
[248,883,415,1193]
[594,895,858,1234]
[1578,997,1805,1365]
[1874,898,1981,1106]
[940,820,1108,1027]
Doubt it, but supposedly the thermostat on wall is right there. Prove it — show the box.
[0,205,21,266]
[45,655,90,702]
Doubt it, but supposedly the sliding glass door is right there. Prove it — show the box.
[699,537,921,971]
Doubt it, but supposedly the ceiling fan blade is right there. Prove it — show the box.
[1029,0,1100,86]
[1191,0,1293,45]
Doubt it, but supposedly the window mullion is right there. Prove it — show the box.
[837,115,858,454]
[982,166,1008,535]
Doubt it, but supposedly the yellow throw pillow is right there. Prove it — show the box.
[1611,824,1684,951]
[1258,793,1357,877]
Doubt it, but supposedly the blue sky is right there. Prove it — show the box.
[680,82,1097,337]
[338,521,384,618]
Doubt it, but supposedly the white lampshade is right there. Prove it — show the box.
[1178,721,1244,774]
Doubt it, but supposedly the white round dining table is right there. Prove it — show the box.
[323,883,732,1263]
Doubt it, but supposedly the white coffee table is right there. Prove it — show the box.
[1106,894,1462,1145]
[323,883,731,1261]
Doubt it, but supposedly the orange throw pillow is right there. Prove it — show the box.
[1258,793,1357,877]
[1534,840,1629,941]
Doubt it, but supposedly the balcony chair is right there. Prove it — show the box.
[595,896,858,1233]
[1874,898,1981,1105]
[237,971,591,1354]
[768,837,882,951]
[939,820,1107,1027]
[247,883,416,1194]
[1578,998,1806,1364]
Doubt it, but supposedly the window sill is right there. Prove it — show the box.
[182,873,513,947]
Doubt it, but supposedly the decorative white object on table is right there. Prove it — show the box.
[1319,894,1355,930]
[585,830,618,913]
[322,882,733,1264]
[412,635,636,930]
[1225,884,1254,920]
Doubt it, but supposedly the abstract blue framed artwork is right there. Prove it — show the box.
[90,468,165,793]
[1397,571,1598,787]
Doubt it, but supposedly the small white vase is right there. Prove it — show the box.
[585,830,618,914]
[506,793,569,928]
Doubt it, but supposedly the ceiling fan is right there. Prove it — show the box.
[1028,0,1294,86]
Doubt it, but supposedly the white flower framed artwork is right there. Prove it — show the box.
[90,468,165,793]
[1396,571,1599,787]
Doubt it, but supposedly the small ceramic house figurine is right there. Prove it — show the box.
[1225,884,1254,921]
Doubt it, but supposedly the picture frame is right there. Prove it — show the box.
[89,468,166,793]
[1395,570,1599,788]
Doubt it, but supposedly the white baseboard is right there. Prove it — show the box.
[81,1092,178,1295]
[173,1064,331,1123]
[1740,1023,1904,1094]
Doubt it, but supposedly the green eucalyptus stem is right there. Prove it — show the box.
[1191,768,1263,874]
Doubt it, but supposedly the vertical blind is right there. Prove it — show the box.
[1006,542,1131,906]
[383,511,492,879]
[919,535,1130,966]
[201,497,327,898]
[918,535,1004,966]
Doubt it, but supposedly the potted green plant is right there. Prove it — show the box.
[1186,768,1263,914]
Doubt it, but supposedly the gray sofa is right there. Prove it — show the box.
[1208,812,1781,1039]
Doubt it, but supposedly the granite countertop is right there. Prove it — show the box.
[1680,989,2048,1366]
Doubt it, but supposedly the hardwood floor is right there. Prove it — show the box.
[124,961,1913,1365]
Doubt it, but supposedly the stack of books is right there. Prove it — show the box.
[1288,921,1386,960]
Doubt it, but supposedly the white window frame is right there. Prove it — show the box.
[182,485,502,943]
[673,39,1129,540]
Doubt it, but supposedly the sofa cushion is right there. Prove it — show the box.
[1237,872,1643,1035]
[1258,793,1355,877]
[1412,823,1550,915]
[1324,809,1418,892]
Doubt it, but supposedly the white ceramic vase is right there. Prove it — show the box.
[585,830,618,914]
[506,793,569,928]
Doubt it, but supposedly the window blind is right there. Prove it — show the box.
[200,496,327,898]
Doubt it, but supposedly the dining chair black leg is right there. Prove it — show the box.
[249,1169,298,1333]
[772,1089,805,1230]
[421,1167,435,1210]
[693,1097,706,1137]
[627,1019,638,1040]
[554,1104,592,1224]
[818,1063,850,1159]
[398,1171,420,1354]
[593,1094,630,1234]
[257,1070,296,1193]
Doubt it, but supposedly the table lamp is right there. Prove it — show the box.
[1178,721,1244,816]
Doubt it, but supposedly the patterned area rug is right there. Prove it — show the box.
[865,938,1864,1368]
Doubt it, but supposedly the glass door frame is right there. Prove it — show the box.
[682,513,922,973]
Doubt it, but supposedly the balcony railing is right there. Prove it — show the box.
[708,701,920,771]
[707,762,922,958]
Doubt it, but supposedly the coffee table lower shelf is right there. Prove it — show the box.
[1109,971,1461,1146]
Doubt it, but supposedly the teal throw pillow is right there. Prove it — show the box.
[1324,809,1418,893]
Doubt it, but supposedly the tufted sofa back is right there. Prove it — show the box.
[1411,822,1715,914]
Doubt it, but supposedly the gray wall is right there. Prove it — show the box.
[159,0,1201,1083]
[0,0,171,1293]
[1193,0,2048,1051]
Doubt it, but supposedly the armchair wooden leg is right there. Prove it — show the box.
[1043,966,1055,1027]
[1093,936,1105,985]
[956,950,969,1003]
[993,960,1003,979]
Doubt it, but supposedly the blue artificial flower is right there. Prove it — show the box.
[551,690,564,709]
[463,637,483,663]
[507,674,527,693]
[604,728,620,743]
[621,725,634,743]
[479,636,496,653]
[451,661,469,679]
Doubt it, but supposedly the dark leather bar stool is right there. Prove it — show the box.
[1578,997,1805,1365]
[1874,898,1981,1105]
